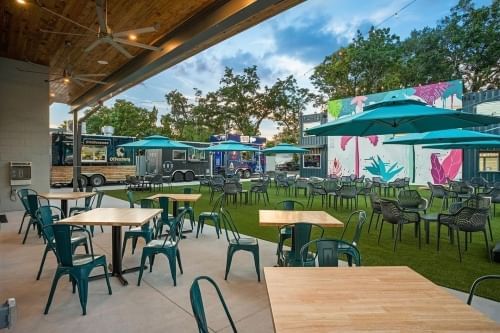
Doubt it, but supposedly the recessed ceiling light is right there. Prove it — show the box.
[128,34,137,41]
[63,78,70,84]
[97,60,108,65]
[16,0,27,5]
[50,93,55,97]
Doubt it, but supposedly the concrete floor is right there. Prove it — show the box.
[1,188,499,332]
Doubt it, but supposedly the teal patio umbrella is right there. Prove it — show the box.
[203,140,259,152]
[306,98,500,137]
[423,141,500,150]
[383,129,500,145]
[383,129,500,182]
[262,143,308,155]
[119,135,194,149]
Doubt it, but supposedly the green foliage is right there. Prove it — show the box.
[311,0,500,101]
[85,100,159,138]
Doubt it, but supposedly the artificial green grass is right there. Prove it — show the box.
[104,183,500,301]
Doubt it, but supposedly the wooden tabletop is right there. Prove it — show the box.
[264,266,500,332]
[147,193,202,202]
[259,210,343,228]
[39,192,96,200]
[57,208,162,226]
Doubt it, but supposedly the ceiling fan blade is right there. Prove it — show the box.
[85,39,103,53]
[113,26,157,37]
[17,67,64,77]
[114,38,161,51]
[108,39,133,58]
[39,29,94,37]
[76,77,107,85]
[95,0,109,33]
[75,73,107,77]
[72,79,85,87]
[36,0,96,34]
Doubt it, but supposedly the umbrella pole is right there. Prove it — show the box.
[411,145,416,183]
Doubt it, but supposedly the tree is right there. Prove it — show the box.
[85,100,159,137]
[264,75,312,144]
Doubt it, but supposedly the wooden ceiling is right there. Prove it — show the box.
[0,0,303,108]
[1,0,218,103]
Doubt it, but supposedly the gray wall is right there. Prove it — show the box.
[0,57,50,212]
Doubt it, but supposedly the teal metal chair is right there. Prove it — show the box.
[69,191,105,236]
[137,210,188,287]
[155,196,175,238]
[278,222,324,267]
[197,194,224,238]
[22,194,51,244]
[177,187,195,229]
[36,205,89,280]
[41,223,112,315]
[467,275,500,305]
[275,200,304,258]
[339,210,366,266]
[300,238,361,267]
[122,199,156,257]
[190,276,237,333]
[220,207,260,282]
[17,188,38,234]
[126,190,137,208]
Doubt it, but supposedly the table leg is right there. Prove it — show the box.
[90,226,144,286]
[61,199,68,218]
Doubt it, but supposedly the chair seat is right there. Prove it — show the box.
[145,239,177,248]
[230,237,258,246]
[70,235,87,244]
[199,212,218,217]
[126,227,153,234]
[72,253,105,266]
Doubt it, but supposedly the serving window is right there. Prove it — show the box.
[173,150,187,161]
[188,148,206,161]
[478,151,499,172]
[303,154,321,169]
[81,145,107,163]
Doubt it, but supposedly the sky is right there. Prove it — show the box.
[50,0,491,138]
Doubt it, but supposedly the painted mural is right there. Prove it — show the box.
[326,80,463,184]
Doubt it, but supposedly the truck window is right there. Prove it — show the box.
[241,151,253,161]
[173,150,187,161]
[81,145,107,163]
[188,148,206,161]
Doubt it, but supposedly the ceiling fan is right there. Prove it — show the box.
[16,67,107,87]
[37,0,161,59]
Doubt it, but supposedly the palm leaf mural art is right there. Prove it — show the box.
[364,155,404,182]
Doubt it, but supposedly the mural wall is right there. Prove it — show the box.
[327,80,463,184]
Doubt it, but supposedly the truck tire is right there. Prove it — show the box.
[90,174,105,187]
[185,171,194,182]
[173,171,184,182]
[243,170,251,179]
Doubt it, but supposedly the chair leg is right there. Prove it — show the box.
[225,247,236,280]
[22,219,33,244]
[196,217,204,238]
[368,211,374,233]
[252,248,261,282]
[393,224,401,252]
[18,212,28,234]
[176,251,183,274]
[76,278,89,315]
[44,270,64,314]
[167,254,178,286]
[456,228,462,262]
[487,216,493,241]
[484,230,492,262]
[131,237,138,255]
[378,221,384,245]
[137,254,148,286]
[102,263,112,295]
[36,245,51,280]
[121,237,128,258]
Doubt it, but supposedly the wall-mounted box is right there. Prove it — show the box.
[9,162,32,186]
